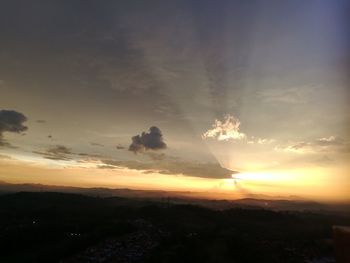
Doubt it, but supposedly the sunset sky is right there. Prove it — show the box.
[1,0,349,202]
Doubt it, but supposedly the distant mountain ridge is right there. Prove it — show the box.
[0,181,349,214]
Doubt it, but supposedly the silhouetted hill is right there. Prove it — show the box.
[0,191,349,262]
[0,181,349,215]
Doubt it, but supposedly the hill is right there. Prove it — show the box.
[0,191,349,262]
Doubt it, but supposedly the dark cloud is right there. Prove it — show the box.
[0,140,13,148]
[116,144,125,150]
[90,142,104,147]
[34,145,106,162]
[76,153,101,158]
[100,158,237,179]
[34,145,72,161]
[0,110,27,134]
[129,126,166,153]
[48,145,71,155]
[0,110,28,147]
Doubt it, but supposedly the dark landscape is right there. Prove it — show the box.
[0,183,349,263]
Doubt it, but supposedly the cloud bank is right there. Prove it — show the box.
[101,158,237,179]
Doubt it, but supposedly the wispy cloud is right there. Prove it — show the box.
[275,136,350,154]
[275,141,312,153]
[0,154,12,159]
[315,136,343,146]
[247,137,276,145]
[90,142,104,147]
[34,145,73,161]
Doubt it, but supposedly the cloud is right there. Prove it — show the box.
[0,110,28,134]
[0,154,12,159]
[90,142,104,147]
[145,152,166,161]
[0,110,28,147]
[33,145,104,162]
[97,164,118,169]
[0,140,15,148]
[36,120,46,124]
[202,114,246,141]
[315,136,343,146]
[275,141,312,153]
[247,137,276,145]
[116,144,125,150]
[48,145,71,155]
[34,145,73,161]
[129,126,167,153]
[257,138,275,145]
[100,158,237,179]
[275,136,350,154]
[78,152,101,157]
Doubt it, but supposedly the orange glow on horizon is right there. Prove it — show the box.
[0,157,349,203]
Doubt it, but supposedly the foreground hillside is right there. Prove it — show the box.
[0,192,349,263]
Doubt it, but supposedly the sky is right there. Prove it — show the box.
[0,0,349,202]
